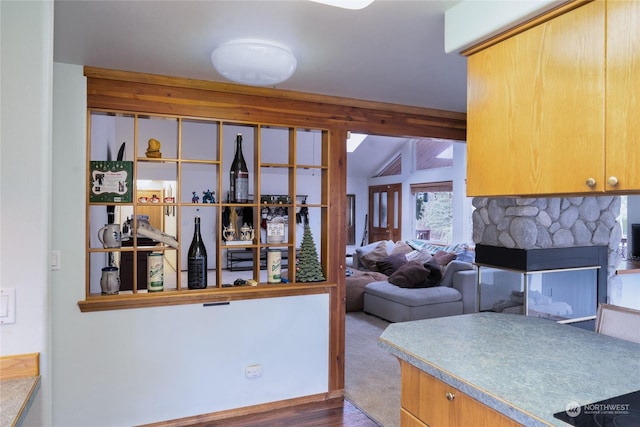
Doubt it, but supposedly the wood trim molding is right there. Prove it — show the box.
[78,284,334,313]
[84,67,467,141]
[0,353,39,380]
[139,392,344,427]
[461,0,592,56]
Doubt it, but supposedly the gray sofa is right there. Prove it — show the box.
[349,240,478,322]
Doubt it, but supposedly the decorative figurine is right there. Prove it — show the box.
[223,225,236,241]
[192,191,199,203]
[145,138,162,158]
[240,223,255,241]
[202,189,215,203]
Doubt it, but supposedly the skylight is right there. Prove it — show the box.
[436,145,453,159]
[347,133,368,152]
[310,0,374,10]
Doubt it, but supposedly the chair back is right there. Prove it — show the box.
[595,303,640,344]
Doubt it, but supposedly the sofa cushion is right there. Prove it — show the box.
[359,241,390,270]
[364,280,462,307]
[376,253,407,276]
[355,240,394,270]
[440,260,474,287]
[346,269,389,312]
[388,260,441,288]
[433,250,457,266]
[405,246,433,264]
[390,241,413,256]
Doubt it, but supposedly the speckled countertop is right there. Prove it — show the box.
[0,376,40,427]
[379,312,640,427]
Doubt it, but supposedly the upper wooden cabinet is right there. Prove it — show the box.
[466,0,639,197]
[606,0,640,193]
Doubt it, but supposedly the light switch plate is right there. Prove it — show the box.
[0,288,16,325]
[51,250,61,270]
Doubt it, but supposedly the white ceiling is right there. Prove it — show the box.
[53,0,468,178]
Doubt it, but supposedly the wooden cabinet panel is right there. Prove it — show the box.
[606,0,640,192]
[467,1,605,196]
[401,408,428,427]
[400,361,521,427]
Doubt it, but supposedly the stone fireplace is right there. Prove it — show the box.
[471,196,623,326]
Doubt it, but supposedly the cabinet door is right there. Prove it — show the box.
[467,1,605,196]
[401,361,520,427]
[606,0,640,192]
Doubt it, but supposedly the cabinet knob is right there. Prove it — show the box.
[585,178,597,188]
[607,176,619,187]
[445,392,455,401]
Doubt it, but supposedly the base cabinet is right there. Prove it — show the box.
[400,361,521,427]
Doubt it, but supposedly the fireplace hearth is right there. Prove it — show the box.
[475,244,608,330]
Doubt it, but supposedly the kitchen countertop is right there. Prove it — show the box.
[0,376,40,427]
[379,312,640,427]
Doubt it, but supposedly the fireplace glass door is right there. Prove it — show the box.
[477,266,600,324]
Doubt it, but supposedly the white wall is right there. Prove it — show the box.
[51,63,330,426]
[0,2,53,424]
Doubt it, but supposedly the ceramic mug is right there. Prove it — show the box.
[98,223,121,248]
[100,266,120,294]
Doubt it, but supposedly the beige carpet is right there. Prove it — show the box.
[345,312,401,427]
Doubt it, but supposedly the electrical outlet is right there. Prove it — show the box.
[245,364,263,379]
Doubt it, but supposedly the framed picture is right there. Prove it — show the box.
[266,216,285,244]
[89,161,133,203]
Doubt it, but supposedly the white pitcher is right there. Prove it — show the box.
[98,223,121,248]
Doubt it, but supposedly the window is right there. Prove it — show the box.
[411,182,453,243]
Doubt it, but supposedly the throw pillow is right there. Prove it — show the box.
[376,253,408,276]
[433,250,457,266]
[390,241,413,256]
[423,259,443,287]
[405,239,429,251]
[359,241,390,270]
[388,260,436,288]
[405,246,433,263]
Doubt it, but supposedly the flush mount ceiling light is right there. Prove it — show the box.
[310,0,374,9]
[211,39,297,86]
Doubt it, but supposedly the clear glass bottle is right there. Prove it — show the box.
[187,216,207,289]
[229,133,249,203]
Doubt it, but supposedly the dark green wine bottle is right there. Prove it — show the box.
[229,133,249,203]
[187,216,207,289]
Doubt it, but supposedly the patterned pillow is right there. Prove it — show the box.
[405,247,432,263]
[405,239,429,251]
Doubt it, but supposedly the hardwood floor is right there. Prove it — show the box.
[194,398,380,427]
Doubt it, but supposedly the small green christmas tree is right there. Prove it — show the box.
[297,222,326,282]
